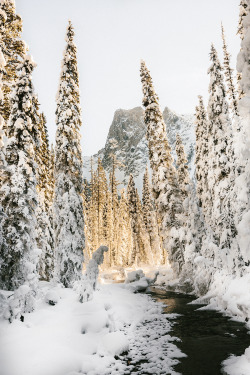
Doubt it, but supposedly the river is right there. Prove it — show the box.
[149,287,250,375]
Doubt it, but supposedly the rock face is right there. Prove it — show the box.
[83,106,195,192]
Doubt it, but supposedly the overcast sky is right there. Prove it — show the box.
[16,0,240,156]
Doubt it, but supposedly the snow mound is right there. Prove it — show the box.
[98,331,129,356]
[125,269,145,283]
[124,269,159,292]
[223,347,250,375]
[45,291,60,306]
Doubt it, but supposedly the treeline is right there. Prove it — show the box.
[83,157,164,268]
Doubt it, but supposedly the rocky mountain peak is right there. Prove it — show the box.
[83,106,195,192]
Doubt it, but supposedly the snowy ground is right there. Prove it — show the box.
[1,265,250,375]
[0,277,184,375]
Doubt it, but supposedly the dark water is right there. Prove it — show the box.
[148,287,250,375]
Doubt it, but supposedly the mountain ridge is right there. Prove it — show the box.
[83,106,195,193]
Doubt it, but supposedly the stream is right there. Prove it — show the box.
[148,287,250,375]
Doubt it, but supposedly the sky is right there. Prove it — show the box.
[16,0,240,156]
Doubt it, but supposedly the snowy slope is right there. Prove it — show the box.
[83,106,195,193]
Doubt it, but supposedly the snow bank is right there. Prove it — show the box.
[123,268,159,292]
[0,280,183,375]
[193,271,250,322]
[223,347,250,375]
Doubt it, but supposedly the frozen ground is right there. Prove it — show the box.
[0,277,183,375]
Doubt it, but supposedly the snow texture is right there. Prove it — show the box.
[0,280,184,375]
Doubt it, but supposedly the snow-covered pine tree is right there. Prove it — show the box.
[116,190,132,266]
[0,25,6,184]
[86,164,99,258]
[195,96,209,212]
[127,174,151,265]
[84,158,109,262]
[238,0,248,38]
[0,23,6,268]
[95,157,108,245]
[140,60,184,274]
[0,55,39,314]
[48,143,55,206]
[0,110,5,263]
[175,134,190,198]
[127,174,140,266]
[36,113,54,281]
[142,167,163,265]
[175,134,192,259]
[0,0,26,124]
[108,154,120,266]
[135,188,152,264]
[235,0,250,268]
[221,24,239,116]
[207,44,237,271]
[237,0,248,99]
[54,21,84,288]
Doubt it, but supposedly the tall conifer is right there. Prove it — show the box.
[207,44,237,270]
[0,55,39,313]
[140,60,184,273]
[142,167,163,264]
[0,0,26,123]
[54,21,84,287]
[221,24,239,116]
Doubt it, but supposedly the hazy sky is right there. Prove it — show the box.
[16,0,240,156]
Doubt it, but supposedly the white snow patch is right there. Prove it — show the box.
[223,347,250,375]
[0,279,183,375]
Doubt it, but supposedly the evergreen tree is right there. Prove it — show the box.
[108,155,120,266]
[95,157,108,245]
[140,60,184,274]
[235,0,250,268]
[195,96,209,214]
[142,167,163,265]
[0,0,26,123]
[116,190,132,266]
[237,0,248,39]
[36,113,54,281]
[0,28,6,184]
[86,164,99,257]
[82,180,91,262]
[207,44,237,270]
[103,189,113,268]
[135,188,152,264]
[221,24,239,116]
[127,174,151,266]
[237,0,248,99]
[48,143,55,206]
[175,134,192,259]
[0,55,39,308]
[127,174,140,265]
[0,23,6,268]
[0,107,5,263]
[175,134,190,197]
[54,21,84,288]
